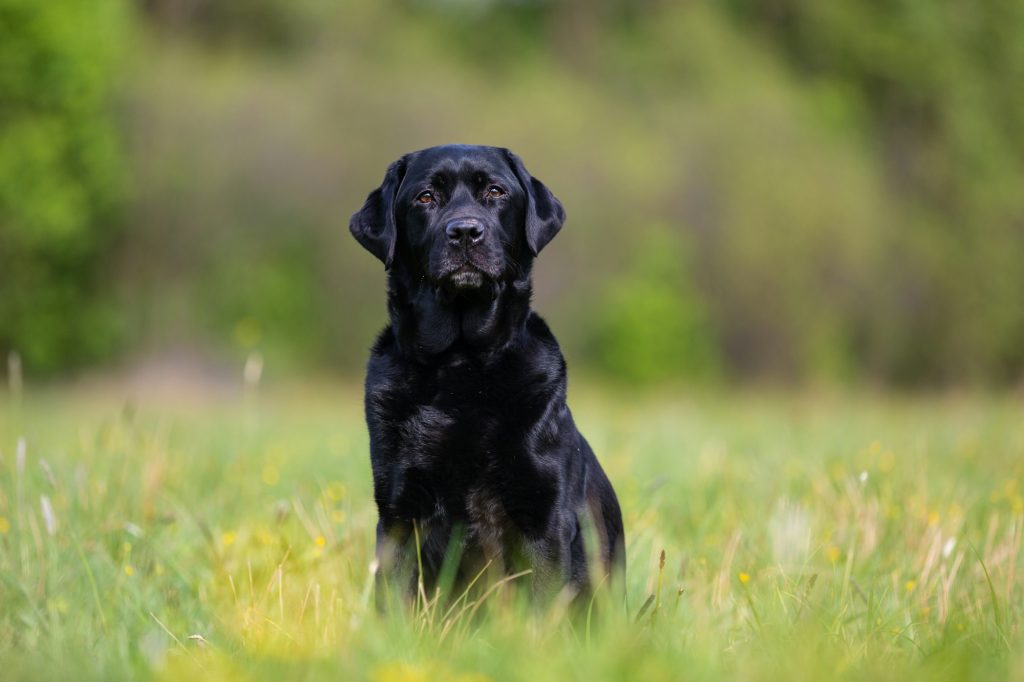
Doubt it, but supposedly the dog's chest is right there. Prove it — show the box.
[392,361,525,461]
[396,397,509,473]
[368,347,562,539]
[394,400,524,555]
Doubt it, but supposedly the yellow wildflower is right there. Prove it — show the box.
[326,481,347,501]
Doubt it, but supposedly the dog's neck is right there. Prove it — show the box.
[386,268,533,362]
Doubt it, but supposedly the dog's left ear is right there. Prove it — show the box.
[349,156,408,269]
[504,149,566,256]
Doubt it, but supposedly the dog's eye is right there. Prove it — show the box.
[416,191,434,204]
[486,186,506,198]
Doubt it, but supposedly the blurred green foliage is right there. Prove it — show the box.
[3,0,1023,385]
[0,0,130,371]
[589,227,720,384]
[723,0,1024,384]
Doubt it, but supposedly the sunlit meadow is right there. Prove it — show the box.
[1,378,1022,681]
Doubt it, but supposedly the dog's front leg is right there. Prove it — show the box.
[526,518,587,603]
[374,517,414,610]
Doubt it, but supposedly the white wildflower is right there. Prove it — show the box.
[244,351,264,388]
[40,495,57,535]
[769,499,812,570]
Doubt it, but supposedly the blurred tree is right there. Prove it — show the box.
[588,227,721,384]
[0,0,131,372]
[723,0,1024,383]
[141,0,323,52]
[6,0,1018,386]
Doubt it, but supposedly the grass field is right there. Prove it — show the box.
[1,383,1022,680]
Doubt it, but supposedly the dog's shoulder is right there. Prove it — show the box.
[517,311,566,375]
[524,310,555,343]
[365,327,398,377]
[369,325,397,356]
[364,326,406,407]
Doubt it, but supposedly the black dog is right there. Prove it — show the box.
[350,145,623,603]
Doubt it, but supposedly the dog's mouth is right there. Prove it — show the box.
[438,247,502,280]
[432,245,504,294]
[445,262,486,290]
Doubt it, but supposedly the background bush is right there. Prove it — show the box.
[2,0,1022,386]
[0,0,130,372]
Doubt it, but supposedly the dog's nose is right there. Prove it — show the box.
[445,218,485,245]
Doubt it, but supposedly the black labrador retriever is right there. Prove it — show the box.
[349,144,624,603]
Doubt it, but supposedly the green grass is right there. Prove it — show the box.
[1,383,1022,680]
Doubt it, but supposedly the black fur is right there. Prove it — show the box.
[350,144,624,603]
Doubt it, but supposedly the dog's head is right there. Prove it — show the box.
[350,145,565,293]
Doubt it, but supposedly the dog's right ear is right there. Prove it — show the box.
[349,156,408,269]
